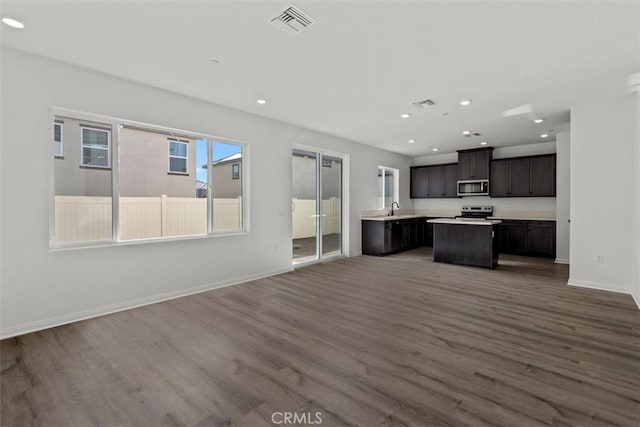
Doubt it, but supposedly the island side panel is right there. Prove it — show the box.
[433,223,498,269]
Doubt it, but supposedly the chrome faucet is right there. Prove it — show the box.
[389,201,400,216]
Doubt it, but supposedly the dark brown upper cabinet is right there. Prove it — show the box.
[443,164,458,197]
[530,155,556,196]
[490,154,556,197]
[457,147,493,180]
[410,163,458,199]
[410,166,429,198]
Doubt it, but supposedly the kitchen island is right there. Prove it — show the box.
[427,218,502,269]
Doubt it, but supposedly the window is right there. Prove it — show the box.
[54,117,113,244]
[168,139,188,174]
[51,110,247,247]
[81,126,110,168]
[53,122,63,157]
[211,141,243,232]
[378,166,399,209]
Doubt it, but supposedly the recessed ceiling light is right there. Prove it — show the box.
[432,148,439,152]
[480,141,488,146]
[256,99,267,105]
[408,139,415,144]
[540,134,548,138]
[401,113,411,119]
[462,130,471,135]
[2,17,24,29]
[534,118,544,123]
[209,59,220,65]
[459,99,472,106]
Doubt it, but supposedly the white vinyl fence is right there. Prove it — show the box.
[54,196,242,243]
[292,197,341,239]
[54,196,335,243]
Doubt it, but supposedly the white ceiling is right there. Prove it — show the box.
[1,1,638,157]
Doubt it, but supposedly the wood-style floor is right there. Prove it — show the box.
[2,249,639,426]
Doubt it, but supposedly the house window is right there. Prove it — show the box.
[51,110,247,248]
[81,126,110,168]
[54,117,113,245]
[212,141,243,232]
[53,122,63,157]
[168,139,188,174]
[378,166,399,209]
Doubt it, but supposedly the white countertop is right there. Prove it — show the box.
[361,214,427,221]
[427,218,502,226]
[487,216,555,221]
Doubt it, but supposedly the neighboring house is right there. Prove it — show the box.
[202,152,242,198]
[54,117,197,198]
[53,117,113,197]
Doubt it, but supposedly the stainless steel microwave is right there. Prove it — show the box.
[457,179,489,196]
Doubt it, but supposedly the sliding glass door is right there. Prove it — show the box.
[292,149,343,264]
[321,155,342,257]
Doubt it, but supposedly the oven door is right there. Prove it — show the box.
[457,180,489,196]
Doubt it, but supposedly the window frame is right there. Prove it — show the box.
[167,139,189,175]
[378,166,400,210]
[49,107,250,250]
[53,121,63,157]
[231,162,240,180]
[80,125,111,168]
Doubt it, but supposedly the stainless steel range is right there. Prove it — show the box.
[457,205,493,220]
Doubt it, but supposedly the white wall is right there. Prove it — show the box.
[569,94,637,294]
[0,48,412,337]
[555,132,571,263]
[412,141,557,217]
[633,91,640,306]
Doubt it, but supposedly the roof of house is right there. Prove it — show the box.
[214,152,242,164]
[202,152,242,168]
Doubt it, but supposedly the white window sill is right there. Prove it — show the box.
[49,230,249,252]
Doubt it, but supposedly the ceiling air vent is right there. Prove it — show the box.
[412,99,437,108]
[270,5,315,35]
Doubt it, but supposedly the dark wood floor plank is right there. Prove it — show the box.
[1,248,639,426]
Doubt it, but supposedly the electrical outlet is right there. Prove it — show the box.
[594,255,604,263]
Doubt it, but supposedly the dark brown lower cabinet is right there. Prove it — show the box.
[498,220,555,258]
[499,220,528,253]
[362,218,424,256]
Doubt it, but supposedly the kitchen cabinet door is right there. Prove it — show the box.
[443,164,458,198]
[527,222,555,257]
[510,158,531,196]
[499,221,528,254]
[427,165,444,198]
[401,221,413,249]
[530,155,556,196]
[410,167,429,198]
[457,151,474,180]
[490,159,510,197]
[473,149,491,180]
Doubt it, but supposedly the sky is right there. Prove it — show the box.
[196,139,241,183]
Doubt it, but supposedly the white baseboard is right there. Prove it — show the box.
[0,266,293,340]
[554,258,569,264]
[632,292,640,310]
[567,278,630,294]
